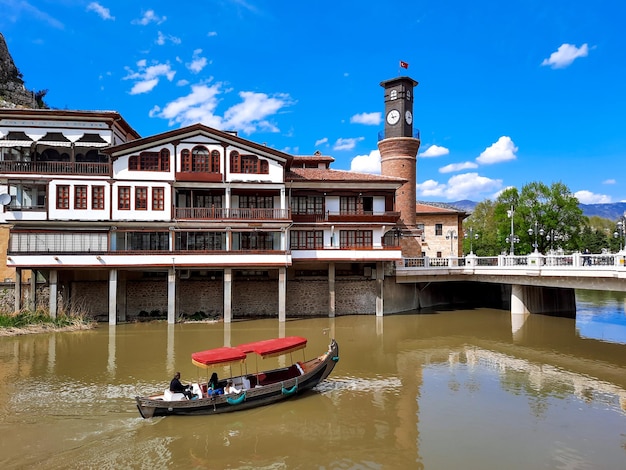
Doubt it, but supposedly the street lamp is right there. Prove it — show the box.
[445,229,458,256]
[545,229,561,252]
[527,221,544,253]
[506,205,519,255]
[614,212,626,252]
[464,227,479,255]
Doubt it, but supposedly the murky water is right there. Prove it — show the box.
[1,292,625,469]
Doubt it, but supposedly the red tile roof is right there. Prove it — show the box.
[286,168,406,183]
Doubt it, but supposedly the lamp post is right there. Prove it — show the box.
[527,221,544,253]
[614,212,626,252]
[464,227,479,255]
[445,229,458,256]
[506,205,519,255]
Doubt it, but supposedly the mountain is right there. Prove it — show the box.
[449,200,626,221]
[0,32,46,108]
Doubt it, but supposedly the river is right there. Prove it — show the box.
[1,290,625,469]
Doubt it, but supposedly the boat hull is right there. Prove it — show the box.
[136,339,338,418]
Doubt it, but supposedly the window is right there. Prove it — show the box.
[152,187,164,211]
[128,148,170,171]
[435,223,443,236]
[92,186,105,210]
[339,230,372,248]
[135,187,148,210]
[175,232,224,251]
[340,196,358,213]
[290,230,323,249]
[436,251,442,258]
[118,186,130,210]
[230,151,269,174]
[291,196,323,215]
[390,89,397,100]
[239,195,273,208]
[237,232,274,250]
[181,146,220,173]
[56,185,69,209]
[74,185,87,210]
[115,232,169,251]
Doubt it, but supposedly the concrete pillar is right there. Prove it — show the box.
[224,268,232,323]
[14,268,22,312]
[511,284,529,315]
[167,267,176,324]
[328,262,336,318]
[278,267,286,322]
[29,269,37,310]
[108,268,117,325]
[376,261,384,317]
[117,274,127,322]
[49,269,58,319]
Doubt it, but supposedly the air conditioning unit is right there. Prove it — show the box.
[179,269,190,279]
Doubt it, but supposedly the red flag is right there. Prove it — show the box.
[400,60,409,69]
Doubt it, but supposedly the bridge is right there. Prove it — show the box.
[395,251,626,316]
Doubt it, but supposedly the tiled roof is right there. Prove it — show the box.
[416,201,467,215]
[286,168,406,183]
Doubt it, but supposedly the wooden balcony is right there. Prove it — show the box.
[0,160,110,175]
[174,207,291,220]
[326,211,401,223]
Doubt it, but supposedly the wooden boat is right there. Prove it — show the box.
[135,336,339,418]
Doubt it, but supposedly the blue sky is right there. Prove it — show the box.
[1,0,625,204]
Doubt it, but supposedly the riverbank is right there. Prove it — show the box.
[0,311,95,337]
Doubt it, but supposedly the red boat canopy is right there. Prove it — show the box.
[235,336,308,359]
[191,347,247,369]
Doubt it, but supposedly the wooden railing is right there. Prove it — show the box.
[174,207,290,220]
[0,160,110,175]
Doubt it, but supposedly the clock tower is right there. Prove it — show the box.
[378,76,421,255]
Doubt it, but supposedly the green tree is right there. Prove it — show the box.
[463,199,499,256]
[495,182,584,254]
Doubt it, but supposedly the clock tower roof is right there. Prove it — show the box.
[380,76,418,88]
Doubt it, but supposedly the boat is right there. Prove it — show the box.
[135,336,339,418]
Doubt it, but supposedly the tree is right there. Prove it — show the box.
[494,181,584,255]
[463,199,499,256]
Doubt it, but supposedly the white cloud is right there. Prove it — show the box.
[132,10,166,25]
[476,136,518,164]
[208,31,218,37]
[350,150,381,174]
[416,172,503,200]
[350,112,381,125]
[124,61,176,95]
[87,2,114,20]
[156,31,181,46]
[186,49,208,74]
[439,161,478,173]
[574,190,612,204]
[177,79,190,87]
[223,91,294,134]
[603,179,616,185]
[315,137,328,147]
[421,144,450,157]
[541,43,589,69]
[151,82,294,134]
[333,137,365,151]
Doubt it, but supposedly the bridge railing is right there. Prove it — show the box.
[400,252,626,271]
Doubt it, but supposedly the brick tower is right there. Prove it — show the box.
[378,76,421,256]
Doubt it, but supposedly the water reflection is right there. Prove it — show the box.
[1,301,625,469]
[576,290,626,344]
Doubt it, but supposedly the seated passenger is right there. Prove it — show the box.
[208,372,219,390]
[170,371,194,399]
[224,379,241,395]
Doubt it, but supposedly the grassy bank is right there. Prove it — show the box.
[0,310,95,336]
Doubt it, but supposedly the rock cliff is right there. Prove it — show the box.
[0,32,45,108]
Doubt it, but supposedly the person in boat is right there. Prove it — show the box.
[224,379,241,395]
[170,372,194,399]
[207,372,223,396]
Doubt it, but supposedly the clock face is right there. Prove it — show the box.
[387,109,400,125]
[405,110,413,125]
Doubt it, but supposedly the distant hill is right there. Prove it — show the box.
[448,200,626,221]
